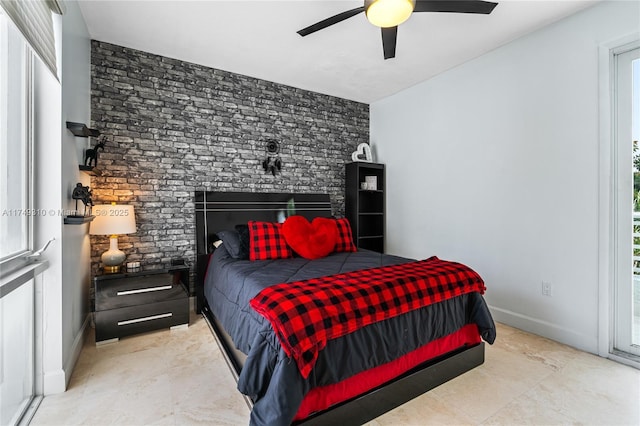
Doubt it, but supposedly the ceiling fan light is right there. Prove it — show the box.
[365,0,416,28]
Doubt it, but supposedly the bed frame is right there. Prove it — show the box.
[194,191,485,425]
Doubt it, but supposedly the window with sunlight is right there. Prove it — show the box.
[0,10,30,264]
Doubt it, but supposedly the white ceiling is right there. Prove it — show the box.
[77,0,598,103]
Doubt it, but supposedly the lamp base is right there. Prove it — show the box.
[101,235,126,274]
[103,265,121,274]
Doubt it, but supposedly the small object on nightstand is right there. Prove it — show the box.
[126,261,141,272]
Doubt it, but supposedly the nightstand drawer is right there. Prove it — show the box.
[96,274,184,310]
[95,298,189,342]
[93,266,190,343]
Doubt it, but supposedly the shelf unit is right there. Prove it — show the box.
[345,162,385,253]
[64,215,95,225]
[79,165,100,176]
[66,122,101,175]
[66,121,100,138]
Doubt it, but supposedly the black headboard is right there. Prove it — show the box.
[194,191,333,312]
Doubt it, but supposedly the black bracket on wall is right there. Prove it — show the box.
[66,121,100,138]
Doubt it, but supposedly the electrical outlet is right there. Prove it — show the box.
[542,281,552,296]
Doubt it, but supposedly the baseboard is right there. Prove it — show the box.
[63,313,90,388]
[489,305,598,354]
[43,369,66,395]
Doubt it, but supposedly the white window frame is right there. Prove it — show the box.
[0,13,49,425]
[0,11,34,277]
[598,34,640,369]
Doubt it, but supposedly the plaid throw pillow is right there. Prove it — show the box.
[334,218,357,252]
[248,221,293,260]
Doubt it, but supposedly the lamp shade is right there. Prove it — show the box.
[365,0,415,28]
[90,204,136,235]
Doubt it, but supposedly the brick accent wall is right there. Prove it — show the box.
[89,41,369,287]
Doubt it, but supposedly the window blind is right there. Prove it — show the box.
[0,0,62,77]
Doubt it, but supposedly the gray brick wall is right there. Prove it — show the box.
[89,41,369,288]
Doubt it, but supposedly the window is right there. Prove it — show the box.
[0,11,32,265]
[613,43,640,359]
[0,6,56,425]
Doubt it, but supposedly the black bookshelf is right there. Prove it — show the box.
[345,162,385,253]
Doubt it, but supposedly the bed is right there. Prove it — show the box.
[195,191,496,426]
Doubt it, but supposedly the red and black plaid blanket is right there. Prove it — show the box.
[250,256,486,378]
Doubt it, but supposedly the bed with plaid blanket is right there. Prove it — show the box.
[250,256,486,378]
[204,246,495,426]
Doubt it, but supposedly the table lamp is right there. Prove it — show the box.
[90,203,136,273]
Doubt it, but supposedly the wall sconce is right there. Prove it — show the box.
[90,204,137,273]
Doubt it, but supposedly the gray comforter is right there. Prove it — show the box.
[204,245,496,425]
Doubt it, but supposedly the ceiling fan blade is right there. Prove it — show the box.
[381,26,398,60]
[297,7,365,36]
[414,0,498,14]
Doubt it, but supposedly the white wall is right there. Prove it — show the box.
[36,1,92,394]
[370,1,640,353]
[60,0,92,384]
[34,53,64,395]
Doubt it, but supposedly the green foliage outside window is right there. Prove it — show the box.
[634,141,640,273]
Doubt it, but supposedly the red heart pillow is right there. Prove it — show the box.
[282,216,338,260]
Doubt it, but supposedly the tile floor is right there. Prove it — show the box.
[31,312,640,426]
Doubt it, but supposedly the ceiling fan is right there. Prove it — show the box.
[297,0,498,60]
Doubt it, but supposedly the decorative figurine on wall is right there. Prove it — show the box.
[262,139,282,176]
[84,136,106,168]
[71,183,93,217]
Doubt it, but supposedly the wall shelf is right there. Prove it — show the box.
[64,215,95,225]
[79,165,100,176]
[66,121,100,138]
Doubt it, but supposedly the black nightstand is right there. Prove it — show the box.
[93,266,189,343]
